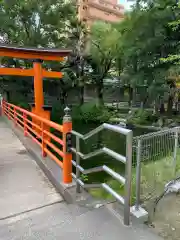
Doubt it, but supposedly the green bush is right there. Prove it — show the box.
[81,102,111,123]
[72,102,111,123]
[127,109,158,125]
[17,102,29,110]
[50,101,111,124]
[51,104,64,124]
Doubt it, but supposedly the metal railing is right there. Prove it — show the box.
[2,100,133,226]
[71,123,133,226]
[133,127,180,210]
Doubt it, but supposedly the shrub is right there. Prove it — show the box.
[51,104,64,123]
[17,102,29,110]
[127,109,158,125]
[72,102,111,123]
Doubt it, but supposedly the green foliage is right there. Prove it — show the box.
[115,0,180,108]
[17,102,29,110]
[90,173,136,205]
[51,104,65,124]
[1,0,180,116]
[50,101,111,125]
[80,174,88,182]
[72,101,111,123]
[161,3,180,66]
[127,109,158,125]
[0,0,79,102]
[90,151,180,205]
[86,22,120,106]
[0,0,75,47]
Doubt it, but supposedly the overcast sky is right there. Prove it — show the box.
[119,0,133,10]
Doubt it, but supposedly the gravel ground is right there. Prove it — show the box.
[148,193,180,240]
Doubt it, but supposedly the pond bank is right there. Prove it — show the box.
[109,118,162,132]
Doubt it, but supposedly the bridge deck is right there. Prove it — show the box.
[0,119,162,239]
[0,120,63,220]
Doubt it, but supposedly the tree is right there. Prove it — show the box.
[0,0,77,104]
[65,19,88,106]
[86,22,119,106]
[115,0,180,111]
[0,0,75,47]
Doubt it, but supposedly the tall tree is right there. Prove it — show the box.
[115,0,180,111]
[86,22,119,106]
[0,0,75,47]
[0,0,76,104]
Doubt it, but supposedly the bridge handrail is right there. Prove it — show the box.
[2,100,133,226]
[1,100,73,184]
[3,101,63,132]
[71,123,133,226]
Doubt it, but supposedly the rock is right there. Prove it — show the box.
[169,122,178,128]
[157,118,163,127]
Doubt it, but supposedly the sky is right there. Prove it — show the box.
[119,0,133,10]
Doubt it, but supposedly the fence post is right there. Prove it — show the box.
[135,138,142,210]
[76,136,81,193]
[173,128,178,173]
[63,107,72,184]
[23,112,27,136]
[1,98,4,115]
[41,122,47,157]
[0,94,2,116]
[14,108,17,126]
[8,104,10,119]
[124,130,133,226]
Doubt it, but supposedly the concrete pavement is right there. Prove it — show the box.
[0,119,162,239]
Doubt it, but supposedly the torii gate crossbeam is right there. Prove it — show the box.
[0,44,71,118]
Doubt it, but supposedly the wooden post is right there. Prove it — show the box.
[33,60,44,115]
[41,122,47,157]
[14,108,17,126]
[63,107,72,184]
[23,112,28,136]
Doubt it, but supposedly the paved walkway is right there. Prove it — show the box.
[0,119,162,239]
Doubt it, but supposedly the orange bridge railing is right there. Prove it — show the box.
[1,99,136,226]
[2,100,72,184]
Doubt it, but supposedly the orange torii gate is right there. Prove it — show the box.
[0,45,71,122]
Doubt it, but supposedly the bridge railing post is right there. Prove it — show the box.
[124,130,133,226]
[1,98,4,115]
[41,122,47,157]
[14,107,17,126]
[0,94,2,116]
[135,138,142,211]
[76,135,81,193]
[63,107,72,184]
[173,128,179,173]
[23,112,28,136]
[8,104,11,120]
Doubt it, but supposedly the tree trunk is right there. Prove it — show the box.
[143,95,148,108]
[160,103,165,114]
[132,87,136,106]
[153,100,159,114]
[96,80,104,107]
[79,85,84,106]
[128,87,133,107]
[60,91,65,106]
[167,96,173,114]
[119,87,124,102]
[5,91,10,102]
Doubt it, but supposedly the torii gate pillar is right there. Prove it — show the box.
[33,60,44,116]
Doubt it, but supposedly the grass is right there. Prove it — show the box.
[89,151,180,206]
